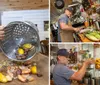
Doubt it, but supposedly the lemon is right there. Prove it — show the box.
[23,43,32,49]
[31,63,37,74]
[1,78,8,83]
[0,73,8,83]
[18,48,24,55]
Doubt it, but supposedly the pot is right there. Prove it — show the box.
[54,0,65,9]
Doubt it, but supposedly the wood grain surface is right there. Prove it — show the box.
[0,0,48,11]
[0,52,49,85]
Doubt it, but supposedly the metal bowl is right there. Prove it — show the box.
[0,21,40,62]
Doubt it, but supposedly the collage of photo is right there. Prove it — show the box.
[0,0,99,85]
[50,0,100,85]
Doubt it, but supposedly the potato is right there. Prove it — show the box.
[27,75,34,82]
[16,69,22,75]
[6,75,12,81]
[18,75,26,82]
[22,69,31,74]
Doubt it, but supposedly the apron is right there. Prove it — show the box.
[60,30,74,42]
[59,20,74,42]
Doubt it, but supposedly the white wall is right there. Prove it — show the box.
[58,44,78,52]
[1,9,49,40]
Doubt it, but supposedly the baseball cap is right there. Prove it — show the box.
[64,7,73,13]
[57,49,69,57]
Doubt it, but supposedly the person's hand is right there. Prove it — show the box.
[84,58,95,66]
[0,26,5,40]
[73,28,81,32]
[80,26,85,29]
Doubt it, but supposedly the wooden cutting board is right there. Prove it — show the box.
[0,52,48,85]
[78,34,93,42]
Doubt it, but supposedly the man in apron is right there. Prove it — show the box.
[58,7,81,42]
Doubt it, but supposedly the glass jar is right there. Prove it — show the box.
[84,19,89,28]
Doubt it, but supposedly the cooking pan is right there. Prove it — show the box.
[54,0,65,9]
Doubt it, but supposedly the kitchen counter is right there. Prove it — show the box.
[73,25,100,42]
[78,33,100,42]
[0,52,49,85]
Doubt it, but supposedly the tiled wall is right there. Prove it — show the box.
[1,9,49,40]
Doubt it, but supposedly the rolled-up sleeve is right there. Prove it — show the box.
[59,17,67,23]
[58,15,68,24]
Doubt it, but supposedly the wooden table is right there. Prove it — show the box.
[0,53,49,85]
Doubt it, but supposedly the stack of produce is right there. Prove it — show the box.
[95,58,100,69]
[16,43,35,60]
[0,60,43,83]
[85,31,100,41]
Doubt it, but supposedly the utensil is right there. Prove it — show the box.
[54,0,65,9]
[0,21,40,62]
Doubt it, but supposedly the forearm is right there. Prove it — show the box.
[75,63,88,80]
[70,59,94,81]
[61,25,75,31]
[60,23,81,32]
